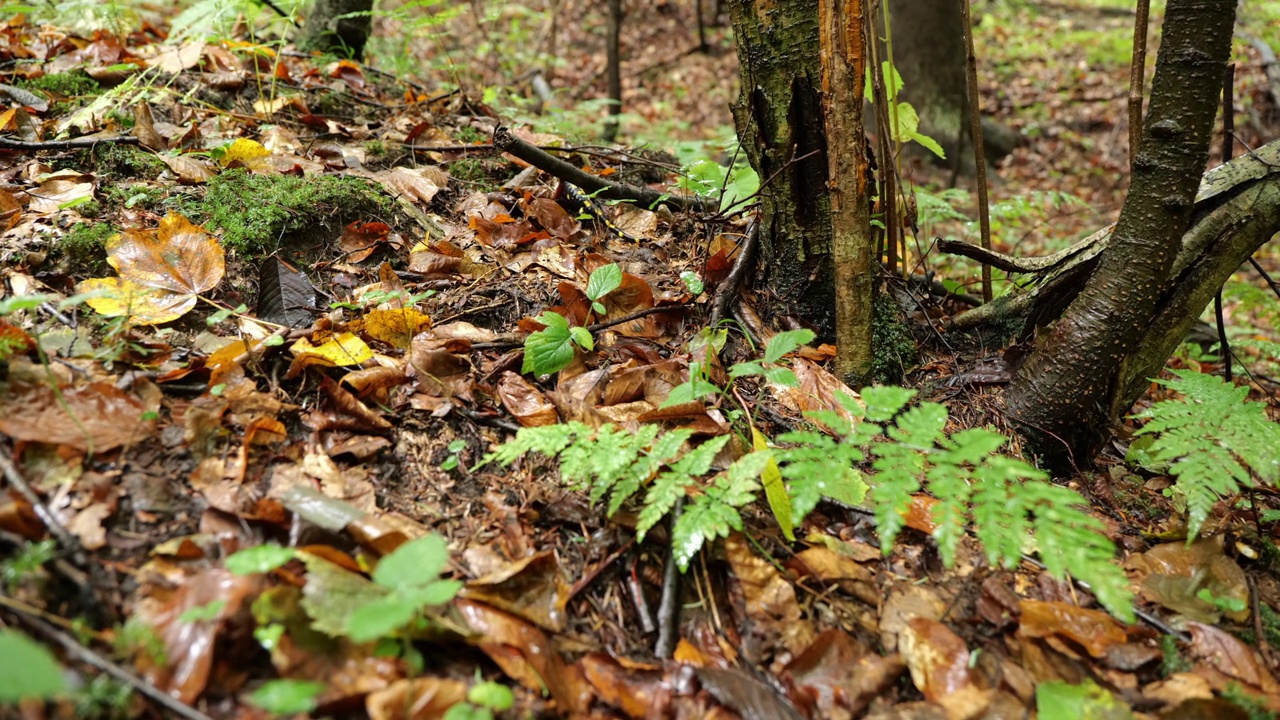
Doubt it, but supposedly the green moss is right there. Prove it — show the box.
[18,71,100,97]
[871,293,917,385]
[67,144,165,180]
[364,139,388,158]
[1221,683,1277,720]
[100,183,164,211]
[59,222,114,273]
[191,169,394,256]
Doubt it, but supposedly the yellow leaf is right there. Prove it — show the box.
[752,427,794,541]
[362,308,430,349]
[77,277,198,325]
[221,138,270,168]
[290,332,373,367]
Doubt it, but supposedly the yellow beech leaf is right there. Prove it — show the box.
[78,277,198,325]
[752,427,794,542]
[362,308,430,349]
[221,138,271,168]
[74,213,224,324]
[290,332,373,367]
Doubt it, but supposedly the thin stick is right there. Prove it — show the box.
[1128,0,1151,172]
[711,221,760,326]
[6,608,215,720]
[0,136,139,151]
[959,0,993,302]
[0,449,83,560]
[1217,64,1235,381]
[492,126,710,212]
[654,497,684,659]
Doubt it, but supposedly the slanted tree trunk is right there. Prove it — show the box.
[299,0,373,60]
[1005,0,1239,467]
[728,0,837,336]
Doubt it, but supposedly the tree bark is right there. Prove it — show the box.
[819,0,874,382]
[1005,0,1238,467]
[299,0,373,60]
[728,0,836,335]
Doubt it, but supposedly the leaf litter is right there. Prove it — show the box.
[0,3,1278,720]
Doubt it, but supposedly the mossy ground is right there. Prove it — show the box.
[57,222,114,274]
[185,169,396,257]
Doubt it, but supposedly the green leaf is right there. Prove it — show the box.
[522,311,576,376]
[298,553,389,637]
[762,366,799,387]
[680,271,704,295]
[728,360,765,379]
[226,544,296,576]
[752,429,793,541]
[908,130,946,159]
[0,294,55,316]
[0,630,67,702]
[764,329,815,363]
[247,679,326,715]
[347,594,423,642]
[591,300,607,315]
[468,681,515,711]
[569,326,594,351]
[585,263,622,302]
[178,599,226,624]
[1035,680,1131,720]
[372,534,451,591]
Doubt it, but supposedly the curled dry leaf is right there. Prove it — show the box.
[455,598,592,715]
[460,550,569,631]
[724,533,815,656]
[366,677,468,720]
[77,212,225,324]
[900,618,989,720]
[496,371,558,427]
[1016,600,1127,659]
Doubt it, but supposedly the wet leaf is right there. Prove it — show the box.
[77,213,225,324]
[0,630,67,702]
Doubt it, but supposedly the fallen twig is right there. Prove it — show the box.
[654,497,684,659]
[0,135,139,151]
[5,606,215,720]
[492,126,711,213]
[711,220,759,326]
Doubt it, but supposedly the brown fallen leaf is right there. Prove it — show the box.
[496,371,558,427]
[1016,600,1127,659]
[900,618,990,720]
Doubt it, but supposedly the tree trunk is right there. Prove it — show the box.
[886,0,966,159]
[728,0,837,336]
[1005,0,1239,467]
[299,0,373,60]
[820,0,874,382]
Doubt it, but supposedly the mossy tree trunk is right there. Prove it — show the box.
[1005,0,1239,466]
[727,0,838,338]
[299,0,373,60]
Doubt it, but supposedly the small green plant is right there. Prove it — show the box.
[58,222,115,271]
[246,679,326,716]
[444,679,515,720]
[521,264,622,376]
[1132,371,1280,540]
[1159,634,1191,677]
[227,534,462,644]
[0,539,56,593]
[1221,682,1278,720]
[865,61,945,159]
[441,439,467,471]
[73,674,133,720]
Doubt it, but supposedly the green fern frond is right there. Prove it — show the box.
[1135,371,1280,539]
[482,422,587,467]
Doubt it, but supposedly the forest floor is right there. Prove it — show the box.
[2,1,1280,719]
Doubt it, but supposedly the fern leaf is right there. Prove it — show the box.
[862,386,917,422]
[637,469,694,540]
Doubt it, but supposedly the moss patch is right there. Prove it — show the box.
[871,293,917,385]
[190,169,395,256]
[18,71,100,97]
[58,222,114,273]
[64,144,166,181]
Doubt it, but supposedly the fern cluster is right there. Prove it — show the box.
[484,386,1135,621]
[1134,371,1280,539]
[774,386,1132,620]
[484,424,768,569]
